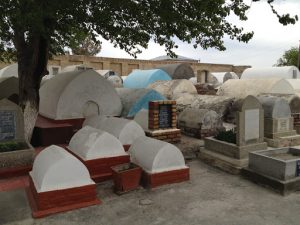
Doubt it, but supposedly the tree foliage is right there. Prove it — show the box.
[67,30,101,56]
[0,0,297,141]
[275,46,299,67]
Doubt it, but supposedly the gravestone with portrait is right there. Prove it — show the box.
[0,98,34,176]
[145,100,181,143]
[258,96,300,147]
[200,95,267,174]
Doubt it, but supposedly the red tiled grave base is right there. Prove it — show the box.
[0,176,29,192]
[141,167,190,189]
[0,165,32,179]
[26,176,101,218]
[65,148,130,183]
[31,115,85,147]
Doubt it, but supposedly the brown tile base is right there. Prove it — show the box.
[146,129,181,143]
[0,165,32,179]
[26,176,101,218]
[242,167,300,196]
[141,168,189,189]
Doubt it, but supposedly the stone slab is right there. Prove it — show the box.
[242,167,300,196]
[199,148,248,174]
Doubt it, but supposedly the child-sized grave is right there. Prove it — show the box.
[178,108,224,139]
[129,136,189,188]
[0,99,35,178]
[134,101,181,143]
[26,145,100,218]
[67,126,130,182]
[258,96,300,147]
[242,148,300,195]
[83,116,145,151]
[199,95,268,174]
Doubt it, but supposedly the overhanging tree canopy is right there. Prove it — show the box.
[0,0,297,141]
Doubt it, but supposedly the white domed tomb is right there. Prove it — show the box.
[157,63,195,79]
[83,116,145,151]
[128,136,189,188]
[241,66,299,79]
[28,145,100,218]
[107,75,123,88]
[0,63,18,79]
[39,69,122,120]
[0,77,19,103]
[67,126,129,182]
[209,72,239,87]
[258,96,300,147]
[217,78,295,98]
[178,108,223,139]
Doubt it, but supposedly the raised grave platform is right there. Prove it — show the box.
[242,147,300,195]
[31,115,84,147]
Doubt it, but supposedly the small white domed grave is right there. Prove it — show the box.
[68,126,127,160]
[30,145,94,193]
[83,116,145,145]
[129,136,187,174]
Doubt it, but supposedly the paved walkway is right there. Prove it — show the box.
[1,160,300,225]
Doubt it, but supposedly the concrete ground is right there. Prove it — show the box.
[1,159,300,225]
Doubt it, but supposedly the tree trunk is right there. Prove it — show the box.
[17,36,49,143]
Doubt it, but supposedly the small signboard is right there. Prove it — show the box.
[296,160,300,177]
[159,104,172,128]
[0,111,16,141]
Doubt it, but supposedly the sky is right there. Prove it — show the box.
[97,0,300,67]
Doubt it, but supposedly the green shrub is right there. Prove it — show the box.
[0,141,28,153]
[215,129,236,144]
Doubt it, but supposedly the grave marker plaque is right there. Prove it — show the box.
[0,110,16,141]
[297,160,300,177]
[158,104,172,128]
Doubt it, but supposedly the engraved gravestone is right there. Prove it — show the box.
[237,95,264,146]
[0,98,24,142]
[158,104,172,128]
[0,98,34,171]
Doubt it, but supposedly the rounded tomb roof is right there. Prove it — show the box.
[178,108,223,129]
[68,126,127,160]
[0,77,19,102]
[116,88,166,117]
[128,136,187,173]
[30,145,94,193]
[241,66,300,79]
[0,63,18,79]
[148,79,197,100]
[83,116,145,145]
[39,70,122,120]
[157,63,195,79]
[217,78,295,98]
[123,69,171,89]
[258,96,291,118]
[107,75,123,88]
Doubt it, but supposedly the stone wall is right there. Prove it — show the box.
[0,55,250,77]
